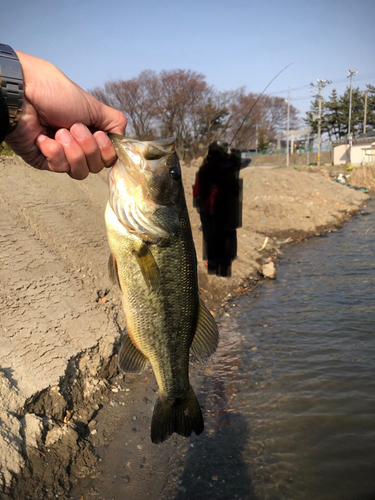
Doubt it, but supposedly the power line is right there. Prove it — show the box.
[329,73,375,85]
[229,63,293,146]
[268,84,311,95]
[290,95,316,102]
[263,73,375,98]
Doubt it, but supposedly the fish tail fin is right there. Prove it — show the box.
[151,386,204,444]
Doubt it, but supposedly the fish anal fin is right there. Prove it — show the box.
[118,335,147,374]
[108,254,121,290]
[133,242,160,293]
[190,299,219,362]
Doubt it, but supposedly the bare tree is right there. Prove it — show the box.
[225,92,299,149]
[90,86,113,107]
[90,71,299,157]
[195,89,241,154]
[265,95,299,135]
[91,71,159,139]
[225,91,267,149]
[152,70,211,157]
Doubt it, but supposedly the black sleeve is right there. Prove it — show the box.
[0,90,9,144]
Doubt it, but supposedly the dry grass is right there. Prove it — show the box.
[349,165,375,190]
[0,142,15,156]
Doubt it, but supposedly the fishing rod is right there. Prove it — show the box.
[229,62,293,147]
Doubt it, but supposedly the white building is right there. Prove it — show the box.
[333,133,375,165]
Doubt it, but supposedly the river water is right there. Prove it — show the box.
[74,198,375,500]
[185,198,375,500]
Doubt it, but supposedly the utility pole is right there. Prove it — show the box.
[306,129,310,166]
[310,79,330,167]
[363,88,369,135]
[286,87,290,167]
[317,86,322,167]
[255,123,259,154]
[347,69,358,137]
[347,70,357,164]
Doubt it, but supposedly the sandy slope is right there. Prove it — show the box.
[0,155,369,498]
[182,161,369,309]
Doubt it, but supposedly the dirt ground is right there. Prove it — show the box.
[0,155,369,499]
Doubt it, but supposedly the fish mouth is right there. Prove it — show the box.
[108,135,179,239]
[110,134,176,163]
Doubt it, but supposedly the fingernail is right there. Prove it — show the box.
[36,134,47,144]
[57,129,72,145]
[95,132,109,148]
[72,123,89,139]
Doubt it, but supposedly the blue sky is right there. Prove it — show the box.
[2,0,375,119]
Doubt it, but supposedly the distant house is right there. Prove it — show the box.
[333,131,375,165]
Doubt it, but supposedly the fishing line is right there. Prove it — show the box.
[229,62,293,147]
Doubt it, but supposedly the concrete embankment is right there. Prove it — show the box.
[0,156,369,499]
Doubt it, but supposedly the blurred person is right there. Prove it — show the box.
[0,44,126,180]
[193,141,245,277]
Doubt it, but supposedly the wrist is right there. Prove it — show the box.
[0,44,24,136]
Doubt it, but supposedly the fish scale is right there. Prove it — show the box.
[105,134,219,443]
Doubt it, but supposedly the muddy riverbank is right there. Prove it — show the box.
[0,155,369,499]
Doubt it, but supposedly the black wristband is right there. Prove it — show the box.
[0,44,24,136]
[0,89,9,143]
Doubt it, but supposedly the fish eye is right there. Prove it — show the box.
[169,167,181,180]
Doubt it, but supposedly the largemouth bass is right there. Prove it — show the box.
[105,134,219,444]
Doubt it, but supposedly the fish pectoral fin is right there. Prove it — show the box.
[118,335,147,374]
[190,298,219,362]
[133,241,161,293]
[108,254,121,290]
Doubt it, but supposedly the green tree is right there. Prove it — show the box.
[325,89,345,141]
[365,84,375,131]
[257,128,270,152]
[339,86,363,137]
[305,97,330,137]
[305,86,366,141]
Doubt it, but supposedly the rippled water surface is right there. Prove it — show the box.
[204,198,375,500]
[75,199,375,500]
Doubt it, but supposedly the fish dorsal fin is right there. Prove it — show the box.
[190,299,219,362]
[118,335,147,373]
[133,241,161,293]
[108,254,121,290]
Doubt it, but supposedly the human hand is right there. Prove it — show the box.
[5,51,127,180]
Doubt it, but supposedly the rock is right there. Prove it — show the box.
[22,413,44,449]
[0,411,25,490]
[45,425,65,447]
[0,372,23,413]
[261,261,277,279]
[45,424,78,448]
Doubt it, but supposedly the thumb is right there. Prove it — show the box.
[89,97,127,135]
[102,105,127,135]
